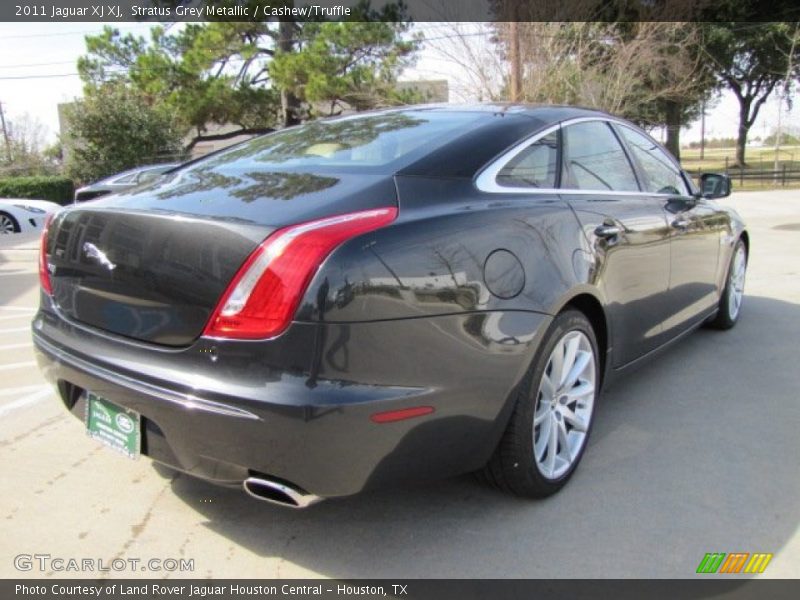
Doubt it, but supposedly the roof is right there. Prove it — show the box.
[342,103,615,124]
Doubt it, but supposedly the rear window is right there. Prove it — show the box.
[191,111,486,173]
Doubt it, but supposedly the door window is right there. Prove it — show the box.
[561,121,640,192]
[617,125,689,196]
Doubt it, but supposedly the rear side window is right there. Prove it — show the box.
[561,121,639,192]
[496,131,558,188]
[617,125,689,196]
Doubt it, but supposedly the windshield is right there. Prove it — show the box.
[186,111,485,174]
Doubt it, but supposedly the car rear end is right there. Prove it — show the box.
[33,181,410,503]
[32,108,552,504]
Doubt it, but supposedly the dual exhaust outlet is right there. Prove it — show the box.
[243,476,322,509]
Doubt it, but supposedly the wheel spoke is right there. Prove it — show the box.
[567,381,594,403]
[549,339,565,387]
[540,372,556,399]
[560,405,587,432]
[545,417,558,475]
[535,413,552,460]
[556,418,570,458]
[560,334,580,386]
[533,402,549,426]
[563,350,592,390]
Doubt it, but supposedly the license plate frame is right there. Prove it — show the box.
[85,392,141,460]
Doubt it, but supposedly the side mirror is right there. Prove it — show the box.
[699,173,731,199]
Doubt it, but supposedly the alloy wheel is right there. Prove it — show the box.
[728,245,746,320]
[0,214,15,234]
[533,330,597,480]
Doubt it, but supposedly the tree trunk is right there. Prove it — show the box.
[278,19,301,128]
[735,97,752,167]
[508,22,521,102]
[664,100,681,161]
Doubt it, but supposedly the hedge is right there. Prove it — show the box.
[0,176,75,206]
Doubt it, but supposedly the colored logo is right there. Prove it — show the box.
[696,552,773,574]
[115,413,134,434]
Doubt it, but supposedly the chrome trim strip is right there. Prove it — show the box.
[33,333,260,421]
[475,122,563,194]
[474,115,684,197]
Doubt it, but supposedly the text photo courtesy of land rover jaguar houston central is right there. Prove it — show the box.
[32,105,747,508]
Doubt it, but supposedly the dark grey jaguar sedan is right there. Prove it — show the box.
[32,105,747,507]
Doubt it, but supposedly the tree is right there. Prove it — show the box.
[269,19,420,117]
[490,22,713,155]
[423,23,506,103]
[78,22,281,144]
[77,1,419,143]
[480,0,725,160]
[63,83,184,184]
[0,113,59,177]
[702,21,800,166]
[632,23,716,161]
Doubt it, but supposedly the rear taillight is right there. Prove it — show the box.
[204,207,397,340]
[39,214,54,295]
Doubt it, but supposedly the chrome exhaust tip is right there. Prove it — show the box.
[243,477,322,509]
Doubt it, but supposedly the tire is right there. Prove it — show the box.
[0,211,20,235]
[481,309,600,497]
[707,239,747,330]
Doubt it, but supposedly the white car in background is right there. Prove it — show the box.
[0,199,63,234]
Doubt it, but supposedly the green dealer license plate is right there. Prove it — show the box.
[85,393,140,459]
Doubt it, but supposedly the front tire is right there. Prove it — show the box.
[481,309,599,497]
[708,239,747,330]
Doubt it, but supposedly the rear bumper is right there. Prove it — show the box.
[32,307,549,498]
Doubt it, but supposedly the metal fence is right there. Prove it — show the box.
[685,155,800,188]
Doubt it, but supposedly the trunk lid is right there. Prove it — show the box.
[45,168,397,346]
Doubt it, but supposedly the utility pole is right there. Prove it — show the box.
[509,22,521,102]
[773,92,784,182]
[700,98,706,161]
[0,101,11,163]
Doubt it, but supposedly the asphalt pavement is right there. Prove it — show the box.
[0,191,798,579]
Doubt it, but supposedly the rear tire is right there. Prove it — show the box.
[481,309,599,497]
[0,211,20,234]
[707,239,747,330]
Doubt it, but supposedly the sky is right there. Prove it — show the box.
[0,21,798,149]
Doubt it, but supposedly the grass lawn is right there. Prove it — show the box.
[680,145,800,191]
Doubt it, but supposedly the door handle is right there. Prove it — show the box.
[594,224,621,238]
[671,217,690,230]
